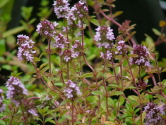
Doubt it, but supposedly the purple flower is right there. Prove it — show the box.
[63,80,82,98]
[53,0,70,18]
[100,51,112,60]
[129,45,150,67]
[144,102,165,125]
[6,76,28,106]
[52,33,69,49]
[94,26,115,49]
[28,109,38,116]
[36,20,58,38]
[71,1,88,21]
[17,35,36,62]
[0,89,6,112]
[60,48,80,62]
[116,40,128,55]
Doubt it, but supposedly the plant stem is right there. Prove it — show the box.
[72,98,74,125]
[48,38,52,75]
[103,58,109,120]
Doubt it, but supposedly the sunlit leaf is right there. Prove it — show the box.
[152,28,161,36]
[90,19,100,26]
[113,11,123,18]
[2,26,25,38]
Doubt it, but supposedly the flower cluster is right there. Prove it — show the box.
[72,1,88,21]
[94,26,115,48]
[137,80,147,90]
[52,33,69,49]
[0,89,6,112]
[17,35,36,62]
[36,20,58,38]
[144,102,166,125]
[60,49,78,62]
[6,76,28,106]
[53,0,70,18]
[116,40,128,55]
[63,80,82,98]
[129,45,150,67]
[100,51,112,60]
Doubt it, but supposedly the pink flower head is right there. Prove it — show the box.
[0,89,6,112]
[71,1,88,21]
[53,0,70,18]
[100,50,112,60]
[94,26,115,49]
[144,103,166,125]
[36,20,58,38]
[63,80,82,98]
[116,40,128,55]
[129,45,150,67]
[52,33,68,49]
[6,76,28,106]
[17,35,36,62]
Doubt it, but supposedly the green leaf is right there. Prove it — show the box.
[155,94,166,101]
[2,64,11,70]
[152,28,161,36]
[0,120,6,125]
[128,54,138,58]
[161,68,166,73]
[87,0,95,6]
[28,78,36,84]
[90,19,100,26]
[92,90,103,95]
[40,66,49,75]
[0,39,6,56]
[2,26,25,38]
[128,95,138,102]
[78,72,93,78]
[0,0,9,8]
[63,114,71,120]
[145,34,155,52]
[45,117,54,123]
[113,11,123,18]
[162,79,166,85]
[21,6,33,20]
[110,91,123,96]
[118,96,125,106]
[108,84,119,88]
[39,63,48,70]
[54,82,63,86]
[34,57,41,62]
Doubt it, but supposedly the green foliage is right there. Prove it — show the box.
[0,0,166,125]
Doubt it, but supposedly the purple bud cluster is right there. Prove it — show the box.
[6,76,28,106]
[0,89,6,112]
[129,45,150,67]
[63,80,82,98]
[36,20,58,38]
[94,26,115,49]
[17,35,36,62]
[144,102,166,125]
